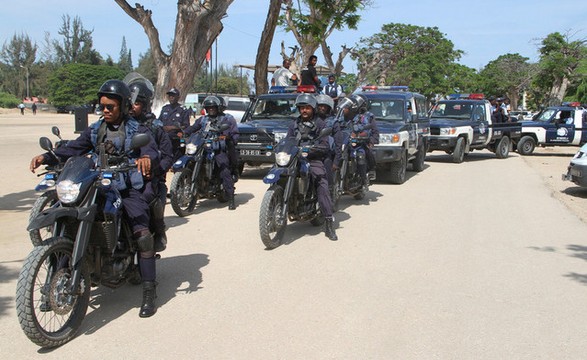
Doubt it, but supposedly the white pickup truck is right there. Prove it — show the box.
[428,95,522,163]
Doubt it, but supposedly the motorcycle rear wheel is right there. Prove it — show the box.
[331,169,341,212]
[29,190,58,246]
[259,185,286,249]
[170,168,196,217]
[16,237,90,348]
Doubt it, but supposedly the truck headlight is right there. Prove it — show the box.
[186,143,197,155]
[56,180,81,204]
[440,127,456,135]
[379,133,400,144]
[275,152,291,166]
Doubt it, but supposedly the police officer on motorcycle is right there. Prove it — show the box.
[128,80,173,252]
[315,94,343,192]
[30,79,161,318]
[217,96,241,181]
[159,87,191,162]
[286,93,338,240]
[348,94,379,190]
[185,95,240,210]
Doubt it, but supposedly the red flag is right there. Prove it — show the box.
[206,49,211,62]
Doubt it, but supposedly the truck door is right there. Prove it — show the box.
[546,110,575,144]
[471,103,489,145]
[578,110,587,145]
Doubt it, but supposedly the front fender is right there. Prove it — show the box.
[263,167,288,184]
[27,205,97,232]
[172,155,194,171]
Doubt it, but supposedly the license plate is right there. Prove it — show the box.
[240,149,261,156]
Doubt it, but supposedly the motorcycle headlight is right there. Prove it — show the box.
[186,143,197,155]
[274,131,287,144]
[56,180,81,204]
[275,152,291,166]
[440,127,456,135]
[379,133,400,145]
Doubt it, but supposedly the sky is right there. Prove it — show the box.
[1,0,586,76]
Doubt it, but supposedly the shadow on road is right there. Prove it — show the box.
[0,262,22,318]
[0,189,39,212]
[564,245,587,286]
[562,186,587,199]
[425,152,506,163]
[78,253,209,337]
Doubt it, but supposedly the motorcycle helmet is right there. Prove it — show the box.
[217,95,227,113]
[349,94,367,113]
[97,79,132,116]
[336,96,355,111]
[295,93,317,109]
[203,95,221,109]
[128,81,154,108]
[315,94,334,111]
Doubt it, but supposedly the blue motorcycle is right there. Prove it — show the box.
[169,123,230,216]
[331,122,373,211]
[17,133,151,348]
[259,128,331,249]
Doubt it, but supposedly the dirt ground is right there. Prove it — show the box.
[518,145,587,223]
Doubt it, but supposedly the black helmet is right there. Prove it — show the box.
[203,95,221,108]
[295,93,317,109]
[97,79,132,116]
[315,94,334,110]
[349,94,367,112]
[129,82,154,108]
[217,95,227,112]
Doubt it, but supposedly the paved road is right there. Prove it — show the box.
[1,113,587,358]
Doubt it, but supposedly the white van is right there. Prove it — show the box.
[224,96,251,122]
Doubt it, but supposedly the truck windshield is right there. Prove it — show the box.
[430,103,473,120]
[251,99,299,120]
[368,100,405,122]
[533,109,557,122]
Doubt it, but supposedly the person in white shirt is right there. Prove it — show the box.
[271,58,299,87]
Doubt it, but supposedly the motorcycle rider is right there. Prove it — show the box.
[217,96,241,182]
[159,87,191,162]
[347,94,379,190]
[286,93,338,241]
[315,94,343,192]
[129,80,173,252]
[184,95,239,210]
[30,79,161,318]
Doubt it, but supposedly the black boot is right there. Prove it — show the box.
[154,231,167,252]
[228,195,236,210]
[325,218,338,241]
[139,281,157,318]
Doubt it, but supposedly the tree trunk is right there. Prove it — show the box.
[548,77,569,106]
[114,0,234,112]
[254,0,282,95]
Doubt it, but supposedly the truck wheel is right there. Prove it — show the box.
[411,141,426,172]
[452,137,465,163]
[495,136,510,159]
[517,135,535,155]
[389,150,407,184]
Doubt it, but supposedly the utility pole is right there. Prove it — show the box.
[19,65,30,99]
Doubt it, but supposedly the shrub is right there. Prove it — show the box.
[0,92,20,108]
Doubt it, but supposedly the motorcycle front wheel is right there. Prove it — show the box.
[16,237,90,348]
[259,184,287,249]
[170,168,196,217]
[29,190,58,246]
